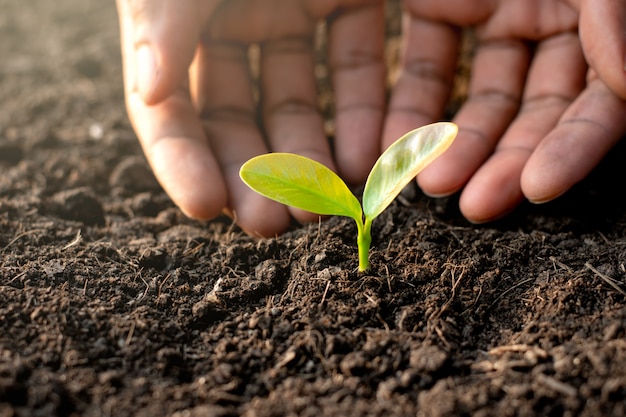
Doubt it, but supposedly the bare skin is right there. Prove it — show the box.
[116,0,626,235]
[116,0,385,237]
[389,0,626,222]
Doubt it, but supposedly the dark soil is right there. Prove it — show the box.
[2,1,626,416]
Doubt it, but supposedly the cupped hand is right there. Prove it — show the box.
[116,0,386,236]
[386,0,626,223]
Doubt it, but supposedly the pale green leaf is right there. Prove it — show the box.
[362,122,458,220]
[240,153,362,220]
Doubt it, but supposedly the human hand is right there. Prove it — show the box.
[116,0,385,236]
[385,0,626,223]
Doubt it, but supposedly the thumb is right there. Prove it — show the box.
[578,0,626,99]
[116,0,217,105]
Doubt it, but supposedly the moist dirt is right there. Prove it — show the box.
[2,1,626,416]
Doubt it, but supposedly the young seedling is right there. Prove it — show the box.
[239,122,458,272]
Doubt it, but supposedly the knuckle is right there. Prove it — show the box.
[267,99,319,118]
[401,58,449,86]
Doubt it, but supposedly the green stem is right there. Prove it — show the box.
[356,217,372,272]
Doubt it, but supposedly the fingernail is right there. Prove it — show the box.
[136,44,158,102]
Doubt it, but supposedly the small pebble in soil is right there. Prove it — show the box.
[88,122,104,140]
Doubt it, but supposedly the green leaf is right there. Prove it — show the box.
[239,153,362,220]
[362,122,458,220]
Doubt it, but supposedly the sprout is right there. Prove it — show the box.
[239,122,458,272]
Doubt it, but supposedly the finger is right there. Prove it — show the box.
[260,26,334,223]
[383,15,459,150]
[578,0,626,99]
[481,0,577,41]
[117,0,228,220]
[403,0,491,24]
[327,2,386,184]
[459,32,586,222]
[116,0,218,104]
[260,35,329,161]
[417,38,530,197]
[521,77,626,203]
[125,85,228,221]
[193,39,292,237]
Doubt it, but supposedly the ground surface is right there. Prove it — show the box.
[2,1,626,416]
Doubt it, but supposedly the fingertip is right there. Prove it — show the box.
[459,189,518,224]
[416,135,486,198]
[233,195,291,238]
[285,210,336,235]
[167,192,226,222]
[520,154,569,205]
[458,155,525,224]
[417,159,465,198]
[520,167,552,205]
[458,188,500,224]
[149,137,228,221]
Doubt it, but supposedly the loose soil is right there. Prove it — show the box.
[2,1,626,416]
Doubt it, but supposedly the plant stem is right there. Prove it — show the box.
[356,217,372,272]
